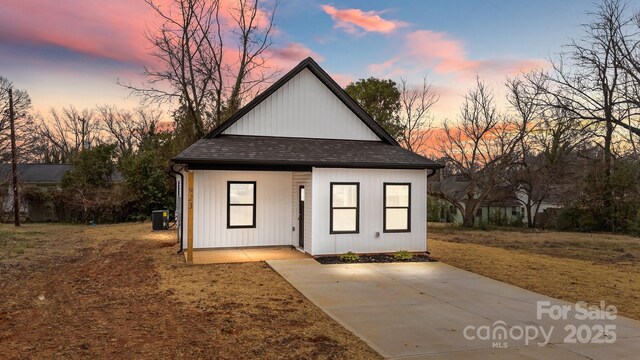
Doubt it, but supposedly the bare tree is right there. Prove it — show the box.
[541,0,633,231]
[397,77,438,153]
[37,107,100,163]
[120,0,278,141]
[613,1,640,147]
[506,72,546,227]
[97,106,138,157]
[432,78,527,227]
[0,76,34,163]
[97,106,164,157]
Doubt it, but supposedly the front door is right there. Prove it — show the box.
[298,186,305,248]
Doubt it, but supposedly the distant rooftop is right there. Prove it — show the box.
[0,164,73,184]
[0,164,123,184]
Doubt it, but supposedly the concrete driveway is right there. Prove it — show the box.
[267,259,640,359]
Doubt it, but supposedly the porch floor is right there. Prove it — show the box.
[186,246,310,264]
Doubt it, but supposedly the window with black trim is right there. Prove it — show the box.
[384,183,411,232]
[330,183,359,234]
[227,181,256,228]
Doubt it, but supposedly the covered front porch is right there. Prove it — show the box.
[178,169,313,260]
[186,246,311,264]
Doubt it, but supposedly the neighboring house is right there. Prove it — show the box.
[0,163,124,222]
[430,175,529,226]
[172,57,443,256]
[0,164,72,222]
[515,189,562,221]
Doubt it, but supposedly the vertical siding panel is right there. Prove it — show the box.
[191,171,292,249]
[306,175,312,251]
[310,168,427,255]
[295,75,301,132]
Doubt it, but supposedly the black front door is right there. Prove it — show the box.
[298,186,305,248]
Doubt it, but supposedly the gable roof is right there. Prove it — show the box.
[0,164,125,185]
[0,164,73,184]
[205,57,399,145]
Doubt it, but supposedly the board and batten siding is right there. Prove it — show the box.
[311,168,427,255]
[222,68,381,141]
[292,172,312,252]
[188,170,293,249]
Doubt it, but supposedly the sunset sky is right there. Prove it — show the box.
[0,0,596,120]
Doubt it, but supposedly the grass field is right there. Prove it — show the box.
[0,223,379,359]
[3,221,638,358]
[428,224,640,320]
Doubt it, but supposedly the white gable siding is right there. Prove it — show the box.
[311,168,427,255]
[223,68,381,141]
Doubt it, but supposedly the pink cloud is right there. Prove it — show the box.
[405,30,547,78]
[367,57,407,78]
[365,31,550,120]
[0,0,152,63]
[267,43,324,68]
[330,73,355,87]
[0,0,282,67]
[321,5,407,34]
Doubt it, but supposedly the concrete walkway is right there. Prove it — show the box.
[188,246,309,264]
[267,259,640,359]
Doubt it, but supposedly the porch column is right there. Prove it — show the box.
[187,171,194,263]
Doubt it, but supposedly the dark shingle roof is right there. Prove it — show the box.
[0,164,124,184]
[0,164,73,184]
[173,136,443,170]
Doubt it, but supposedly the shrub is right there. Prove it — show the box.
[119,148,173,219]
[393,250,413,261]
[510,215,524,228]
[339,251,360,263]
[555,206,584,231]
[21,186,52,203]
[488,209,507,226]
[476,220,495,231]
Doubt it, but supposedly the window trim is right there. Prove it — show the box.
[383,182,411,233]
[329,182,360,234]
[227,181,256,229]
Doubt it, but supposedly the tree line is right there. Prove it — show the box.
[438,0,640,231]
[345,0,640,232]
[1,0,639,232]
[0,0,280,223]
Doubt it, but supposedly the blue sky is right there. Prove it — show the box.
[0,0,605,119]
[278,0,592,73]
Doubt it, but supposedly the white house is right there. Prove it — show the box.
[172,58,443,257]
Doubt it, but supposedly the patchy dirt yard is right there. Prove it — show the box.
[0,223,379,359]
[428,225,640,320]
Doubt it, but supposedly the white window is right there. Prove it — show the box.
[227,181,256,228]
[330,183,359,233]
[384,183,410,232]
